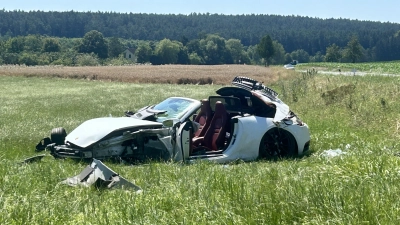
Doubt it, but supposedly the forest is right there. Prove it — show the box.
[0,10,400,66]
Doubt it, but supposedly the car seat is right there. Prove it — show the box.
[193,99,212,138]
[199,101,229,151]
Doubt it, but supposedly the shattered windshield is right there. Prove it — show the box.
[153,97,197,122]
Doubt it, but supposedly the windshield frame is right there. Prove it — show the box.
[152,97,201,122]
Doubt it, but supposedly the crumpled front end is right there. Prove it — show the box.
[47,127,172,161]
[36,117,174,161]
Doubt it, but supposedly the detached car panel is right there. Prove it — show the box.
[36,76,310,163]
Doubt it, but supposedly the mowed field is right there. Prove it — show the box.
[2,64,400,224]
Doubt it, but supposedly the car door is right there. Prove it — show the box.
[173,121,194,161]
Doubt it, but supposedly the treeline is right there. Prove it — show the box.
[0,30,376,67]
[0,31,265,66]
[0,10,400,64]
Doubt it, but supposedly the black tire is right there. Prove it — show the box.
[259,128,297,158]
[50,127,67,145]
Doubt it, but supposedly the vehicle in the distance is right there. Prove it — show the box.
[36,76,310,163]
[284,60,298,70]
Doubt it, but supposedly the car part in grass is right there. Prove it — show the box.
[60,158,142,192]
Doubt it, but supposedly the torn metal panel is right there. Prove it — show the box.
[19,154,46,164]
[60,159,142,192]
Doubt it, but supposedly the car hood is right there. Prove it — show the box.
[65,117,162,148]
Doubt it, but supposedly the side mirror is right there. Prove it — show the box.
[162,119,180,128]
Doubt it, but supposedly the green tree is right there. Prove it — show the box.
[42,38,61,52]
[284,53,292,64]
[2,53,19,64]
[310,51,324,62]
[135,42,153,63]
[76,53,99,66]
[177,46,190,64]
[76,30,108,59]
[19,52,39,66]
[51,49,77,66]
[186,39,201,55]
[108,37,124,58]
[155,39,181,64]
[5,37,24,53]
[189,52,204,65]
[226,39,244,64]
[257,35,275,66]
[325,44,342,62]
[0,39,5,54]
[344,36,364,63]
[246,45,262,64]
[290,49,310,63]
[199,34,227,65]
[270,41,286,65]
[24,35,43,52]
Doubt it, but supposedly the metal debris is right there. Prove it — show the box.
[60,158,142,192]
[19,154,47,164]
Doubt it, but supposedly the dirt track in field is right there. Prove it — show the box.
[0,64,295,85]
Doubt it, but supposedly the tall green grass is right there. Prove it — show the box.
[1,74,400,224]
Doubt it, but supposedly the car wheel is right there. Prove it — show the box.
[259,128,297,158]
[51,127,67,145]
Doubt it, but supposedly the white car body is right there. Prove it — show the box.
[182,116,310,163]
[37,76,310,163]
[284,64,295,70]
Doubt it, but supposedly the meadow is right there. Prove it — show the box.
[1,63,400,224]
[0,64,289,85]
[297,61,400,75]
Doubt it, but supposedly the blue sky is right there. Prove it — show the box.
[3,0,400,24]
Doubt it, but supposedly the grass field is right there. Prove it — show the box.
[1,64,400,224]
[0,64,293,85]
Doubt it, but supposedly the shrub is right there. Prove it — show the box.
[18,52,39,66]
[105,55,131,66]
[189,53,204,65]
[76,53,99,66]
[1,53,19,64]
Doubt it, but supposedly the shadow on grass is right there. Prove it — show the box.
[256,148,315,163]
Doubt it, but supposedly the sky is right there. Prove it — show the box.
[3,0,400,24]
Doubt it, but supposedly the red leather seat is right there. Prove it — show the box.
[200,101,229,151]
[193,99,212,138]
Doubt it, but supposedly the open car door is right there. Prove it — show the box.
[173,121,195,161]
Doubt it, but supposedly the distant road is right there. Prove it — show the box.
[297,69,400,77]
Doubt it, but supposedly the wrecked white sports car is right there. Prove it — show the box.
[36,76,310,163]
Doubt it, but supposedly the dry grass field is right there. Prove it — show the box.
[0,64,294,85]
